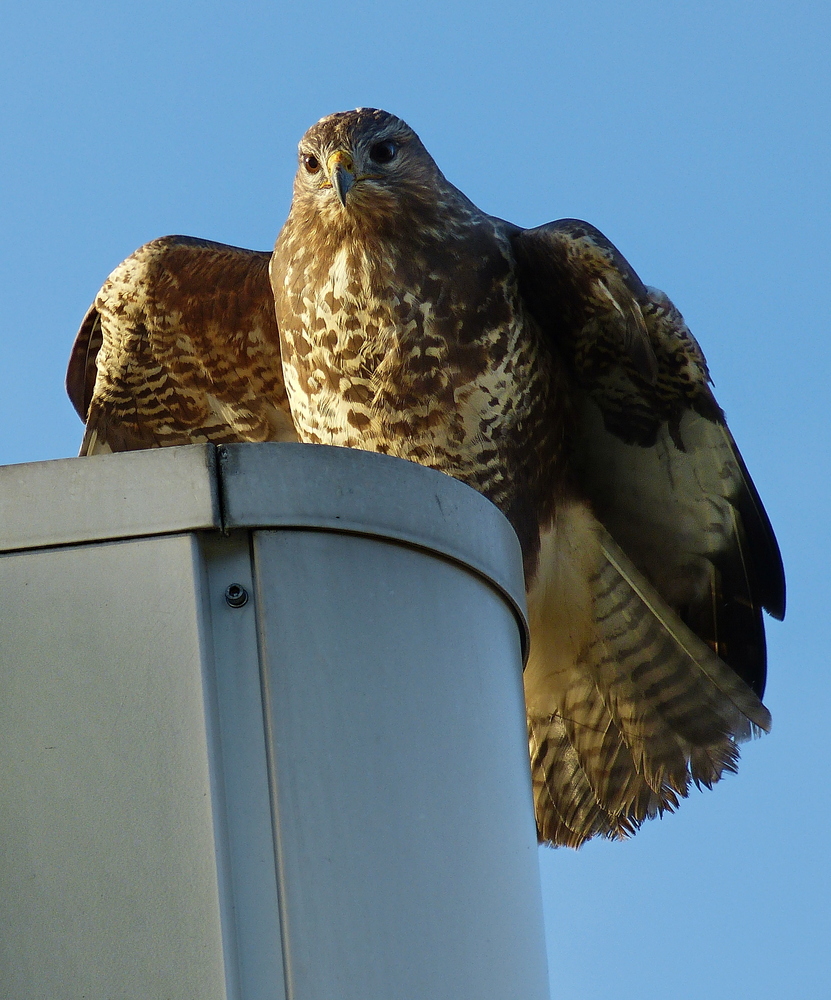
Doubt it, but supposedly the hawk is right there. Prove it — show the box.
[67,235,296,455]
[270,108,785,847]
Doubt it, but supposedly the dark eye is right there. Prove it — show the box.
[302,153,320,173]
[369,141,397,164]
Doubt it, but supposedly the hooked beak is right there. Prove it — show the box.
[327,149,356,206]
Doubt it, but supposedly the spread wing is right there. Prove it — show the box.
[67,236,297,455]
[510,219,785,845]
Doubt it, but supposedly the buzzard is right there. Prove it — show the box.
[67,235,296,455]
[270,108,785,847]
[67,111,784,847]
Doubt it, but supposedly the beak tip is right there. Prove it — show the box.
[333,168,354,207]
[327,150,356,207]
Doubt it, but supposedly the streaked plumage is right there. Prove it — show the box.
[67,235,296,455]
[271,108,785,847]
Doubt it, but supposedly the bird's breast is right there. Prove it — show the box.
[272,226,567,525]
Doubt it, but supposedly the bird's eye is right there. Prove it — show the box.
[369,141,397,164]
[302,154,320,173]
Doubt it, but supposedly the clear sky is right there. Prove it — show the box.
[1,2,828,996]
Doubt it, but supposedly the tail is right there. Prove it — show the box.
[524,503,770,848]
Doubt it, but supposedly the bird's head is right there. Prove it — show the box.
[290,109,446,224]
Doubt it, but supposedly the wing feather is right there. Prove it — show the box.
[525,505,769,847]
[511,218,782,845]
[66,305,103,422]
[68,236,297,455]
[511,219,784,698]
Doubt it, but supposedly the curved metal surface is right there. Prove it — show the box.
[218,442,529,656]
[0,443,544,1000]
[0,445,528,658]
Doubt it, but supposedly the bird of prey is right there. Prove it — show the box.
[67,235,296,455]
[271,108,785,847]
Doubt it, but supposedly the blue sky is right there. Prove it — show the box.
[1,2,828,996]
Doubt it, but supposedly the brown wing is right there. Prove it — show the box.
[511,219,784,695]
[510,219,784,846]
[66,304,103,422]
[67,235,298,455]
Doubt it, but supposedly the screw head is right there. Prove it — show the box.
[224,583,249,608]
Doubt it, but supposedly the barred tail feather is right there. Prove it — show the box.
[525,505,770,847]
